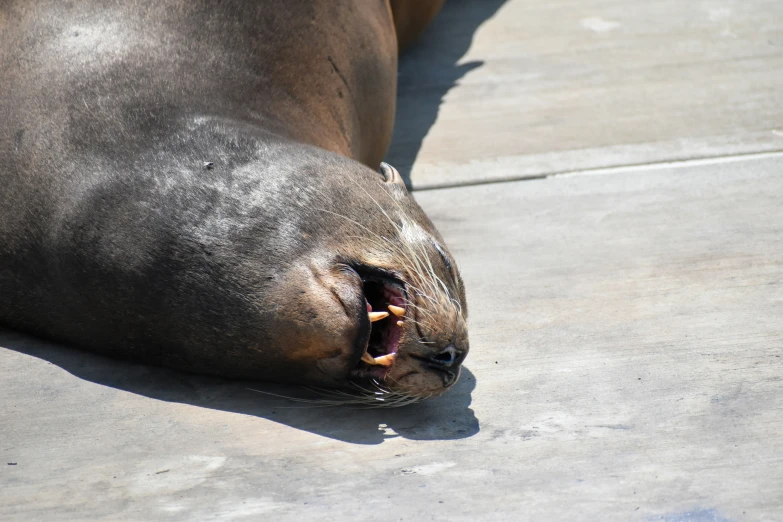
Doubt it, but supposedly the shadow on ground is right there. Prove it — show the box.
[1,329,478,445]
[387,0,509,187]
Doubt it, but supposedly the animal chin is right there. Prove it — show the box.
[347,266,409,380]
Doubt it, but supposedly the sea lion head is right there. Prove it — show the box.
[255,148,468,401]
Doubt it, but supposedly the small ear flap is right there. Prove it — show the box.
[379,162,406,187]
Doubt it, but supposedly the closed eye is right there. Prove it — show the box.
[432,239,467,317]
[432,241,452,272]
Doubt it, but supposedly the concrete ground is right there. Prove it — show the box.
[2,0,782,520]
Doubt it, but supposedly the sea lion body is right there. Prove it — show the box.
[0,0,468,397]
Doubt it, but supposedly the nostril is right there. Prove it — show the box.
[431,345,460,367]
[433,351,455,365]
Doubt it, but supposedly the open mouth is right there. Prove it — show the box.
[351,267,408,376]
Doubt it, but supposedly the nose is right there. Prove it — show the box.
[429,344,466,369]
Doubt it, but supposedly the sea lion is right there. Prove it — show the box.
[0,0,468,400]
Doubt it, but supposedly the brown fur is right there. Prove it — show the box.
[391,0,448,52]
[0,0,466,398]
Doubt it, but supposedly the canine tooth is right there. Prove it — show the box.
[369,311,389,322]
[373,354,396,367]
[396,320,405,327]
[388,305,405,317]
[360,352,396,366]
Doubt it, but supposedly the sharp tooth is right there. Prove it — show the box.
[369,311,389,322]
[396,320,405,327]
[388,305,405,317]
[361,352,397,366]
[373,354,396,367]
